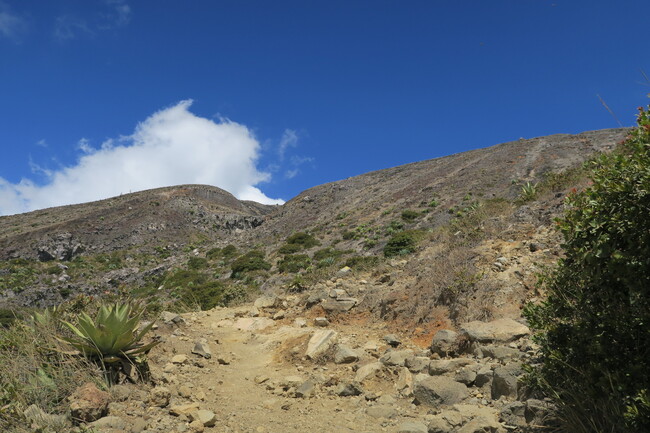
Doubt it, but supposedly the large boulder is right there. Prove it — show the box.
[430,329,459,356]
[305,329,338,360]
[491,367,518,399]
[413,376,469,406]
[460,319,530,343]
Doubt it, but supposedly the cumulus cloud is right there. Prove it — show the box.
[0,2,27,40]
[0,100,284,216]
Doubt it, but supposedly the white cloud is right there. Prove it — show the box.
[278,129,298,160]
[0,100,284,216]
[36,139,47,147]
[55,1,131,40]
[0,2,27,40]
[77,138,94,154]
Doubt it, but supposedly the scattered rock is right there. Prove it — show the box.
[366,405,398,419]
[295,380,316,398]
[380,349,413,367]
[192,339,212,359]
[320,297,358,312]
[499,401,526,427]
[355,362,383,382]
[68,382,110,424]
[480,345,521,360]
[395,367,414,397]
[160,311,184,326]
[23,404,69,429]
[273,310,286,320]
[405,356,430,373]
[336,382,363,397]
[334,344,359,364]
[396,421,428,433]
[337,266,352,276]
[169,402,200,417]
[314,317,329,327]
[455,367,477,386]
[150,386,171,407]
[90,415,126,430]
[171,354,188,364]
[428,358,474,375]
[383,334,402,347]
[197,409,217,427]
[491,367,518,399]
[254,295,279,309]
[305,329,338,360]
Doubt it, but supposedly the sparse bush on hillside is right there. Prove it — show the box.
[525,106,650,432]
[344,255,380,270]
[0,303,99,429]
[400,209,420,222]
[383,230,424,257]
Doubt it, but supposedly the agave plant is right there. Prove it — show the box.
[62,302,159,384]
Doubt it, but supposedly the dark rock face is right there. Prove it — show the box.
[37,232,84,262]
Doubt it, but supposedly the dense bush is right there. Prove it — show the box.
[278,243,302,254]
[285,232,320,248]
[383,230,423,257]
[206,244,237,261]
[524,107,650,432]
[230,250,271,278]
[277,254,311,273]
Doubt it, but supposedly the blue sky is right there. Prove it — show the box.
[1,1,649,215]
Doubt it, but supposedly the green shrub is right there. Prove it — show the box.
[313,247,343,262]
[285,232,320,248]
[384,230,423,257]
[230,250,271,278]
[400,209,420,222]
[524,107,650,432]
[278,243,302,254]
[341,230,355,240]
[187,257,208,270]
[277,254,311,273]
[206,244,238,261]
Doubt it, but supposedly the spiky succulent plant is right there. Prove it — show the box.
[62,302,159,364]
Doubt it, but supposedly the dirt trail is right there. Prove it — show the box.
[144,307,415,433]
